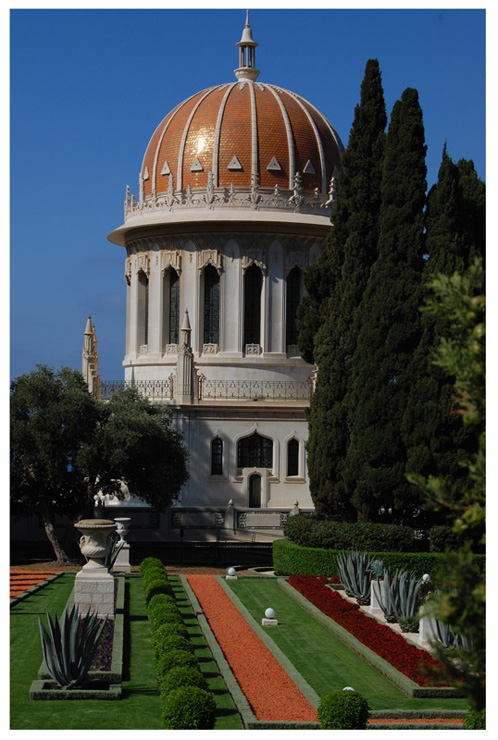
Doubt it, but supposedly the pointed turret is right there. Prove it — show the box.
[82,314,100,399]
[234,10,260,81]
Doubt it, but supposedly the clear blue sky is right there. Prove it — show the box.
[10,4,486,382]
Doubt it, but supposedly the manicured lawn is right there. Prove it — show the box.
[10,574,163,729]
[10,573,242,730]
[225,577,468,713]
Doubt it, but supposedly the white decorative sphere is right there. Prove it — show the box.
[343,686,355,691]
[227,567,236,576]
[265,608,275,619]
[422,573,430,582]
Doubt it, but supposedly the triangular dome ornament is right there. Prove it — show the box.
[161,160,171,176]
[267,156,282,172]
[190,157,203,172]
[228,155,242,170]
[303,160,316,174]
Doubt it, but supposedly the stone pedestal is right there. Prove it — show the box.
[74,569,115,620]
[74,518,117,619]
[262,618,278,626]
[113,517,131,572]
[370,580,383,612]
[419,615,437,644]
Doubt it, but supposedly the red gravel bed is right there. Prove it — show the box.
[187,574,318,723]
[10,571,57,598]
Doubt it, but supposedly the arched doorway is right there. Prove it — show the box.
[249,473,262,508]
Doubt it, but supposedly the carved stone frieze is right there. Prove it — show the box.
[161,250,182,275]
[135,253,150,276]
[198,249,223,274]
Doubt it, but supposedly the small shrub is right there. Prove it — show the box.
[161,686,216,729]
[149,608,184,632]
[317,690,370,730]
[464,708,485,729]
[147,593,176,614]
[160,665,207,695]
[150,620,189,641]
[155,649,199,689]
[139,557,164,574]
[145,579,174,603]
[152,632,193,658]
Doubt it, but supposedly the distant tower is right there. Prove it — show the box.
[82,314,100,398]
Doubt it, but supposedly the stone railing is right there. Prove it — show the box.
[99,378,174,401]
[99,377,312,403]
[198,378,312,402]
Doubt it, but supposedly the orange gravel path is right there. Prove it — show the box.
[10,571,57,598]
[186,574,318,723]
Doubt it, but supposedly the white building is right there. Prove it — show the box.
[103,15,344,541]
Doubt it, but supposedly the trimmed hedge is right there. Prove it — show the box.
[161,686,216,729]
[160,665,208,695]
[139,558,216,729]
[272,538,485,579]
[318,690,370,730]
[284,516,415,552]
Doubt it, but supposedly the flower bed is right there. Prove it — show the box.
[186,574,318,723]
[288,574,446,687]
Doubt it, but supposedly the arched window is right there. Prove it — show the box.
[287,438,299,477]
[286,266,302,348]
[244,263,262,346]
[204,264,220,345]
[163,268,180,347]
[137,270,149,348]
[237,432,273,469]
[211,437,223,476]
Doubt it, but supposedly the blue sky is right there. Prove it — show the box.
[9,3,486,382]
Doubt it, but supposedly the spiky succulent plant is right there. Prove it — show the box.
[38,605,107,689]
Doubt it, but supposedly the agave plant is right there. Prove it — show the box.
[335,551,374,605]
[373,568,397,622]
[390,570,422,632]
[38,605,107,689]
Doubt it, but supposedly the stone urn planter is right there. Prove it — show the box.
[75,519,117,571]
[114,517,131,544]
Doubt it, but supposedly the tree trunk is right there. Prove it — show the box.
[40,507,71,565]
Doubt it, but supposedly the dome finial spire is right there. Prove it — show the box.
[234,10,260,81]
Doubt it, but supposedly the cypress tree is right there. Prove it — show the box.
[402,147,485,522]
[304,59,387,518]
[344,88,427,524]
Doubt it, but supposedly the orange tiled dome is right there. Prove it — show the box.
[141,79,343,199]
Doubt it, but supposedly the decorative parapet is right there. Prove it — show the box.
[124,171,338,222]
[100,376,313,404]
[100,378,174,401]
[198,378,312,402]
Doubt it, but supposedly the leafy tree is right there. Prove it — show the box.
[304,59,387,518]
[11,366,189,564]
[343,88,427,523]
[408,259,485,711]
[403,149,485,522]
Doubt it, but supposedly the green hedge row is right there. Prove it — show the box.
[284,516,415,552]
[283,516,482,554]
[272,539,485,579]
[140,558,216,730]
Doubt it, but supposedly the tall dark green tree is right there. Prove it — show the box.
[343,88,427,523]
[403,148,485,520]
[303,59,387,517]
